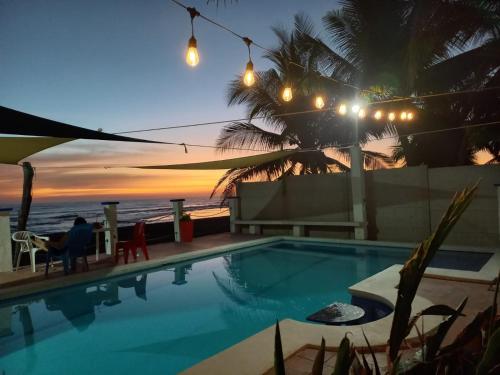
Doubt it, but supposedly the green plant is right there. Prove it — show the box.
[273,184,500,374]
[179,213,191,221]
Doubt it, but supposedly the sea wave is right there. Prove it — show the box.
[9,198,228,235]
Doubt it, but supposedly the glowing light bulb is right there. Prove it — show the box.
[374,110,383,120]
[351,104,360,114]
[400,111,408,121]
[407,112,414,121]
[314,96,325,109]
[338,103,347,115]
[243,61,255,86]
[388,112,396,122]
[358,108,366,119]
[185,37,199,67]
[282,87,293,102]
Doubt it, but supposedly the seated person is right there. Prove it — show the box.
[44,217,101,274]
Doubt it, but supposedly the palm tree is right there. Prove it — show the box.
[301,0,500,167]
[212,16,393,198]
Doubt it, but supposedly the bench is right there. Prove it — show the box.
[233,219,365,237]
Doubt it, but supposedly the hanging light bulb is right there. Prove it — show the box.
[243,61,255,86]
[407,112,414,121]
[315,95,325,109]
[282,87,293,102]
[374,110,383,120]
[242,37,256,87]
[358,108,366,119]
[186,37,199,67]
[338,103,347,115]
[185,7,200,67]
[388,112,396,122]
[400,111,408,121]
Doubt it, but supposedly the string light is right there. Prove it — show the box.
[282,87,293,102]
[242,37,255,87]
[388,112,396,122]
[358,108,366,119]
[185,7,200,67]
[338,103,347,115]
[351,104,361,114]
[407,112,414,121]
[315,96,325,109]
[374,110,383,120]
[400,111,408,121]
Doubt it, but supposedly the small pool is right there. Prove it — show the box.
[0,240,492,374]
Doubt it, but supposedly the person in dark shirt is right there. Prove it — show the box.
[44,217,101,274]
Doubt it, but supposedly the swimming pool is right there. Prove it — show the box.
[0,240,492,374]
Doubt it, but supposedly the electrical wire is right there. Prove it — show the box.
[31,120,500,169]
[114,86,500,135]
[169,0,405,99]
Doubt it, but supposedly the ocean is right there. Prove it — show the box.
[6,198,228,235]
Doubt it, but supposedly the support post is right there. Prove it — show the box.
[171,199,185,242]
[350,145,368,240]
[17,162,34,232]
[101,202,119,256]
[293,225,305,237]
[0,208,13,272]
[227,196,240,234]
[496,184,500,242]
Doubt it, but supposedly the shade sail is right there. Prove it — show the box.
[136,150,297,170]
[0,137,73,165]
[0,106,162,144]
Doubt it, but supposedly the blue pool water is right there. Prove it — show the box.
[0,240,492,374]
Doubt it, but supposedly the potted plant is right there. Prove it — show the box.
[179,213,194,242]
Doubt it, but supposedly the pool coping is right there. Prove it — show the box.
[1,236,498,374]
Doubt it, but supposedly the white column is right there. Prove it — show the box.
[496,184,500,242]
[171,199,185,242]
[101,202,119,256]
[350,145,368,240]
[0,208,13,272]
[227,196,240,234]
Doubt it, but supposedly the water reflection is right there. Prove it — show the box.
[172,265,191,285]
[117,274,148,300]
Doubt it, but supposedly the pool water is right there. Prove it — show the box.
[0,240,491,374]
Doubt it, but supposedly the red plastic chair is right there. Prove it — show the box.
[115,223,149,264]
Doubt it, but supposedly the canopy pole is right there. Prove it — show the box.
[17,162,34,232]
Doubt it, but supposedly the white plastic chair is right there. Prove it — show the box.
[12,231,49,272]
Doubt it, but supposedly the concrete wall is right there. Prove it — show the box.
[237,164,500,248]
[428,165,498,247]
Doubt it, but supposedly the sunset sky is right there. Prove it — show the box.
[0,0,485,204]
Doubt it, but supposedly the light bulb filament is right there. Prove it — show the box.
[185,36,199,67]
[243,61,255,86]
[282,87,292,102]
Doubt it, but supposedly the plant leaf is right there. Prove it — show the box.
[425,297,468,361]
[475,326,500,375]
[333,335,354,375]
[362,329,381,375]
[311,338,325,375]
[274,321,286,375]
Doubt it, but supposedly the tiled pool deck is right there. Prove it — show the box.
[0,233,498,375]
